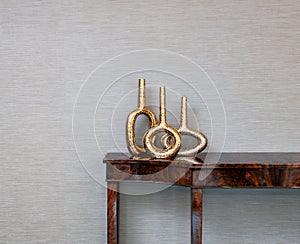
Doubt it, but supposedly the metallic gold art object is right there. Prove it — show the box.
[126,78,157,156]
[143,87,181,159]
[161,96,207,157]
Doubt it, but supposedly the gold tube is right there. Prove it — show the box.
[159,87,166,125]
[138,78,145,109]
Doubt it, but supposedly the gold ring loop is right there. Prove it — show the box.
[161,96,207,157]
[143,87,181,159]
[126,78,157,156]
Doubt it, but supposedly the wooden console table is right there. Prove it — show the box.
[104,152,300,244]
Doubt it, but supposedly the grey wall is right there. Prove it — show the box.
[1,0,299,243]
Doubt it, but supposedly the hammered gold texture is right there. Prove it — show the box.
[143,87,181,159]
[126,78,157,156]
[162,96,207,157]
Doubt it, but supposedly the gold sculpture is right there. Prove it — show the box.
[143,87,181,159]
[126,79,207,159]
[126,78,157,156]
[161,96,207,157]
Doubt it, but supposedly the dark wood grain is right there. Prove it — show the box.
[107,182,119,244]
[191,188,203,244]
[104,153,300,188]
[104,153,300,244]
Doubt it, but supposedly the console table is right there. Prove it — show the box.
[104,152,300,244]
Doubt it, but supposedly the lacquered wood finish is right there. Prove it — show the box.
[107,182,119,244]
[104,153,300,188]
[105,153,300,244]
[191,188,203,244]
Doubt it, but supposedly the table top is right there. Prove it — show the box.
[104,152,300,188]
[104,152,300,166]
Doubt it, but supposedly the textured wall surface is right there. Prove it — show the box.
[1,0,299,243]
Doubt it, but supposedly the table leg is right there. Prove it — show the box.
[107,182,119,244]
[191,188,203,244]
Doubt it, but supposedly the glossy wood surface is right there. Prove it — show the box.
[104,153,300,188]
[191,188,203,244]
[105,153,300,244]
[107,182,119,244]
